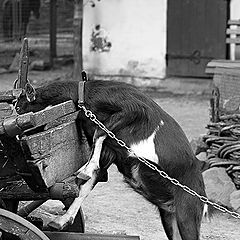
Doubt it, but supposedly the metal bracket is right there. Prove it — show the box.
[15,38,29,89]
[166,50,213,65]
[78,71,88,107]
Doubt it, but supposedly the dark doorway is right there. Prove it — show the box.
[167,0,229,77]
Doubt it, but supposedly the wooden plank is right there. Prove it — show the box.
[0,90,15,102]
[228,19,240,25]
[226,38,240,44]
[0,89,23,102]
[45,111,79,130]
[44,232,140,240]
[207,59,240,67]
[212,67,240,75]
[208,67,240,75]
[205,60,240,74]
[0,179,79,201]
[226,28,240,34]
[0,103,13,120]
[0,100,76,137]
[20,121,90,188]
[205,59,236,74]
[30,100,76,128]
[0,179,49,200]
[18,100,76,131]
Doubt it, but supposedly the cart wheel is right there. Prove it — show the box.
[61,198,85,233]
[0,208,50,240]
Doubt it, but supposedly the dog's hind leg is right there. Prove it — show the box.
[159,208,182,240]
[175,192,203,240]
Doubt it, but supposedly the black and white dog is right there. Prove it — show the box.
[15,79,206,240]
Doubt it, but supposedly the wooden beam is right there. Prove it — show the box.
[0,101,76,137]
[205,60,240,74]
[0,90,16,103]
[226,28,240,35]
[228,19,240,25]
[26,100,76,129]
[73,0,83,80]
[44,232,140,240]
[50,0,57,67]
[0,180,79,201]
[226,38,240,44]
[16,38,29,89]
[0,103,13,121]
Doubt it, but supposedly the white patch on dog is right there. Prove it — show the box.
[75,135,106,179]
[129,127,159,164]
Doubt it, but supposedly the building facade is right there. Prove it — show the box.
[83,0,167,82]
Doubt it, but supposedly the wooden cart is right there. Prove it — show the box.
[0,39,139,240]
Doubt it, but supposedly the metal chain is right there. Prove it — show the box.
[79,104,240,219]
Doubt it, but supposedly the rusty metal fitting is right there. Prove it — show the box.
[3,115,23,137]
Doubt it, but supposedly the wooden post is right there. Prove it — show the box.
[73,0,83,81]
[15,38,29,89]
[50,0,57,67]
[12,0,17,40]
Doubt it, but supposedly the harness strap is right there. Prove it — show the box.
[78,71,88,106]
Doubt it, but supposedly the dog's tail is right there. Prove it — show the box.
[202,201,234,222]
[202,203,212,222]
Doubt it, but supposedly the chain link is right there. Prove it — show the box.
[79,105,240,219]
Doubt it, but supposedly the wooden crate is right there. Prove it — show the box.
[0,98,90,191]
[17,101,90,189]
[20,120,90,188]
[212,68,240,117]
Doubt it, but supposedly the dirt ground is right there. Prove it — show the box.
[1,67,240,240]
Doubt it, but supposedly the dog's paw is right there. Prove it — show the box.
[48,216,74,231]
[76,171,92,180]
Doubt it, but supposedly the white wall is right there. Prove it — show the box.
[83,0,167,79]
[230,0,240,19]
[229,0,240,59]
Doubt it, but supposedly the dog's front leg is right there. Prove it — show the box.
[76,134,106,180]
[48,133,106,230]
[48,171,98,230]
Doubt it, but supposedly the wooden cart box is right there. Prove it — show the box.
[0,98,90,191]
[20,120,90,188]
[17,101,90,189]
